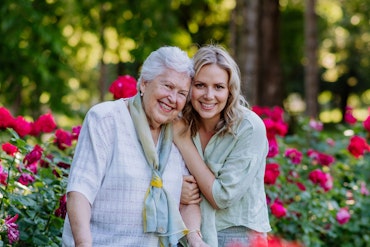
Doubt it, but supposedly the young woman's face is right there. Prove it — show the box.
[191,64,229,124]
[140,69,191,129]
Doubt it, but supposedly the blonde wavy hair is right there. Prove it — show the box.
[182,44,249,137]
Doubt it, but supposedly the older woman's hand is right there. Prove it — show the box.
[181,175,201,205]
[187,230,210,247]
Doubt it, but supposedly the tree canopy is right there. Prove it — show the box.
[1,0,369,126]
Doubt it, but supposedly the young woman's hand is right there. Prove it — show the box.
[181,175,201,205]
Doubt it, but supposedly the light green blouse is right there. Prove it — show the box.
[194,108,271,246]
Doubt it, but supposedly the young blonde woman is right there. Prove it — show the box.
[174,45,271,246]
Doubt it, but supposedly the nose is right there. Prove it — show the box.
[168,90,177,103]
[204,87,214,99]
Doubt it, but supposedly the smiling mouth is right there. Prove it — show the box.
[200,103,215,110]
[159,102,173,112]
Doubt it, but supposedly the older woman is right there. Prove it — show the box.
[62,46,207,247]
[174,45,271,246]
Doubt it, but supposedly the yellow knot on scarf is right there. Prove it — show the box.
[151,175,163,188]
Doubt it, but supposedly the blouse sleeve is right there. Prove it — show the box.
[211,112,268,209]
[66,105,115,205]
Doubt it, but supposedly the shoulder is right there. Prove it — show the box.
[234,108,266,136]
[86,99,127,121]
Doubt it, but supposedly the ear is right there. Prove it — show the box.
[139,80,147,94]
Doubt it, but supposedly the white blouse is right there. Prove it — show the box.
[62,99,185,247]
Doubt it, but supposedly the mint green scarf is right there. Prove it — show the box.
[128,94,188,246]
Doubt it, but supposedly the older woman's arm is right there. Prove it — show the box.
[66,191,92,247]
[180,203,209,247]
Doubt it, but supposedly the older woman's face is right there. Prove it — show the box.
[140,69,191,129]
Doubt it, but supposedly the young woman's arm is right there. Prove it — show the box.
[173,120,219,209]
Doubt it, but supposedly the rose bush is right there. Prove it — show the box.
[255,106,370,247]
[0,107,78,246]
[1,75,369,246]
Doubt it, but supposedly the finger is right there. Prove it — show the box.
[183,175,196,183]
[186,175,197,184]
[188,197,202,204]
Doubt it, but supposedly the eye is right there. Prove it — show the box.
[194,83,205,88]
[179,91,188,98]
[216,84,225,90]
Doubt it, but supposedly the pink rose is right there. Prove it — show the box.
[309,118,323,131]
[270,199,287,218]
[285,148,302,164]
[0,165,8,185]
[360,182,369,196]
[336,207,351,225]
[5,214,20,244]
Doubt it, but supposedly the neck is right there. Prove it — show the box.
[150,126,161,145]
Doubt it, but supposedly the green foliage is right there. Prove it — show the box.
[0,0,74,118]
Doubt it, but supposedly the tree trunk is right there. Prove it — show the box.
[258,0,283,107]
[231,0,282,107]
[230,0,260,106]
[304,0,319,117]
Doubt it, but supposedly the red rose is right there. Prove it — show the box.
[2,142,18,156]
[363,115,370,132]
[71,125,81,140]
[267,137,279,158]
[317,152,335,166]
[264,163,280,185]
[18,173,35,186]
[55,194,67,218]
[31,113,57,136]
[347,135,370,158]
[12,116,32,137]
[109,75,138,99]
[0,107,14,129]
[308,169,333,192]
[23,145,43,165]
[54,129,73,150]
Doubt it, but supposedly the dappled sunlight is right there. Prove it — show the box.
[317,1,342,24]
[283,93,306,115]
[319,109,342,123]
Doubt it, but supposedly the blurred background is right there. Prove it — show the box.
[1,0,369,128]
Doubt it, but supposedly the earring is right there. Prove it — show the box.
[140,92,144,96]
